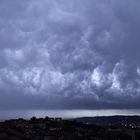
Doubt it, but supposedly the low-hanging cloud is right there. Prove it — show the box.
[0,0,140,109]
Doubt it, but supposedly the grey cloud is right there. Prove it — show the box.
[0,0,139,109]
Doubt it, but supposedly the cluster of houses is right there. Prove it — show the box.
[0,116,140,140]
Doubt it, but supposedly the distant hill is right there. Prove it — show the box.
[73,116,140,127]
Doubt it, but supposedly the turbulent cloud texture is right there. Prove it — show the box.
[0,0,140,109]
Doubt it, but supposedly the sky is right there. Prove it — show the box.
[0,0,140,110]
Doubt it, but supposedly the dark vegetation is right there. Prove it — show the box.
[0,116,140,140]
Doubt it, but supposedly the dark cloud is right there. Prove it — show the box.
[0,0,139,109]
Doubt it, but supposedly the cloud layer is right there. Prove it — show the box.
[0,0,140,109]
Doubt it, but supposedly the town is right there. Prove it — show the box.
[0,116,140,140]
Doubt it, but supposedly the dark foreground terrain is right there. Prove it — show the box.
[0,116,140,140]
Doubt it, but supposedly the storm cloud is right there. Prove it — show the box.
[0,0,140,109]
